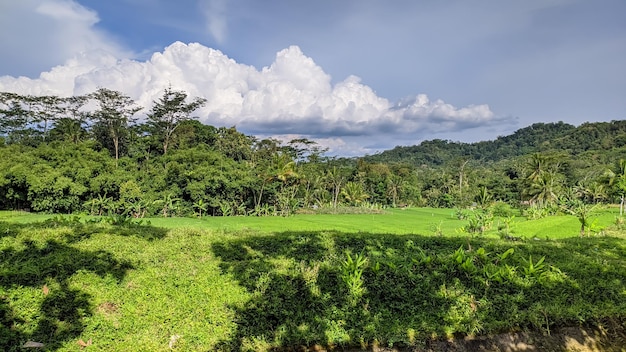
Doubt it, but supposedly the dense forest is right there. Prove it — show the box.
[1,89,625,219]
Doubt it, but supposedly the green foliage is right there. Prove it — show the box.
[562,200,600,236]
[2,89,626,218]
[145,86,206,155]
[491,201,516,217]
[340,251,367,303]
[0,211,625,350]
[523,204,550,220]
[459,209,494,235]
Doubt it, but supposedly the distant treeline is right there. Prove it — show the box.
[1,89,625,216]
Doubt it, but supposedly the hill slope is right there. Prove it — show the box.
[363,120,626,166]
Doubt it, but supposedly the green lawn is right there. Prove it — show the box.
[0,208,624,351]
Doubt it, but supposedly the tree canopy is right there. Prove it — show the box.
[1,89,625,217]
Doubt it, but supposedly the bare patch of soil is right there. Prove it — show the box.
[97,301,119,315]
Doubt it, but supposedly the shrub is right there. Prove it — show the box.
[491,202,515,217]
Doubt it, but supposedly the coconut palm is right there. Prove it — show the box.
[341,181,369,206]
[528,170,562,207]
[605,159,626,216]
[563,200,599,237]
[326,166,346,209]
[386,175,404,207]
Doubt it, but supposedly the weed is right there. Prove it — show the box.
[522,255,546,279]
[430,221,444,236]
[340,251,367,303]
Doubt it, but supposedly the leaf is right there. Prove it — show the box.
[500,248,514,261]
[42,284,49,296]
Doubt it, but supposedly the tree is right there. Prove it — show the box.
[528,170,562,207]
[24,95,64,139]
[386,174,404,207]
[456,158,470,202]
[563,200,599,237]
[156,193,179,218]
[285,138,328,163]
[0,92,28,138]
[605,159,626,216]
[254,152,298,209]
[341,181,369,206]
[525,153,551,183]
[48,95,89,144]
[50,118,88,144]
[215,126,253,161]
[326,166,346,208]
[146,87,206,155]
[88,88,141,166]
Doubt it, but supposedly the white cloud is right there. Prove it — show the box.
[199,0,229,44]
[0,41,514,155]
[0,0,132,77]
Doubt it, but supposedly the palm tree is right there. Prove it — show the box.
[254,153,298,208]
[326,166,346,209]
[563,200,599,237]
[605,159,626,216]
[528,170,561,207]
[525,153,549,183]
[50,118,87,144]
[341,181,369,206]
[386,175,404,207]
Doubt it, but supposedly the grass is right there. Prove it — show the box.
[0,208,625,351]
[1,206,619,238]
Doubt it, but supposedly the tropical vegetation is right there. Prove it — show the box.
[1,89,626,350]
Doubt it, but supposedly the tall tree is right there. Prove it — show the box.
[24,95,64,139]
[341,181,369,206]
[605,159,626,216]
[528,170,562,206]
[215,126,253,161]
[326,166,346,208]
[51,95,89,143]
[0,92,28,138]
[146,87,206,155]
[88,88,141,166]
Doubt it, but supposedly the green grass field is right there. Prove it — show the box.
[1,206,619,238]
[0,208,624,351]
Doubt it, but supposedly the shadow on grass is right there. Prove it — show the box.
[0,219,168,351]
[212,231,626,351]
[0,216,169,242]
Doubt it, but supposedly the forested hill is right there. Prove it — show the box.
[363,120,626,166]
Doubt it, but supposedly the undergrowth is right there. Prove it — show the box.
[0,215,624,351]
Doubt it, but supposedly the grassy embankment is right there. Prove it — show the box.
[0,208,624,351]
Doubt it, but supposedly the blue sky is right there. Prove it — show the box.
[1,0,625,155]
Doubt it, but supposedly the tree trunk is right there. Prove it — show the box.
[580,223,585,237]
[113,136,119,167]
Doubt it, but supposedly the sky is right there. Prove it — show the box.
[0,0,625,156]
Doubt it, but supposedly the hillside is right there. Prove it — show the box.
[363,120,626,166]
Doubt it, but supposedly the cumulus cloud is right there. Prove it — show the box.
[0,41,515,155]
[0,0,132,77]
